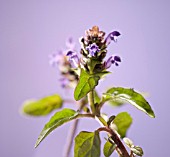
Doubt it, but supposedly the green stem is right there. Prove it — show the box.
[96,115,108,126]
[88,90,96,114]
[77,113,95,119]
[88,63,96,114]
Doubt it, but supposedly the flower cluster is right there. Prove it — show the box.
[50,26,121,87]
[67,26,121,73]
[49,38,78,88]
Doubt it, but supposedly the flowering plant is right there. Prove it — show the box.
[22,26,155,157]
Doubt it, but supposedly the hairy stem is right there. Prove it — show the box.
[98,127,130,157]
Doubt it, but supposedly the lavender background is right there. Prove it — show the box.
[1,0,170,157]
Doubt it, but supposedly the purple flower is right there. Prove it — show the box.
[86,43,100,57]
[105,31,121,46]
[104,55,121,69]
[66,51,79,67]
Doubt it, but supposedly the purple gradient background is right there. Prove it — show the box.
[0,0,170,157]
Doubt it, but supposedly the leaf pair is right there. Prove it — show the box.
[74,112,132,157]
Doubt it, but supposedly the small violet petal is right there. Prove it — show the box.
[105,31,121,46]
[104,55,121,69]
[105,56,114,69]
[66,51,79,67]
[86,43,100,57]
[114,56,121,62]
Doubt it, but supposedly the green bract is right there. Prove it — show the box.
[74,131,101,157]
[103,87,155,118]
[22,94,63,116]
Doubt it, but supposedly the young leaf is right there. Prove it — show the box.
[74,69,100,101]
[113,112,132,138]
[103,87,155,118]
[103,140,116,157]
[131,146,144,156]
[35,108,78,148]
[123,137,134,148]
[74,131,101,157]
[22,94,63,116]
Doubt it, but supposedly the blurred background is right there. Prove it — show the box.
[1,0,170,156]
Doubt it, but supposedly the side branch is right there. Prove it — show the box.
[98,127,130,157]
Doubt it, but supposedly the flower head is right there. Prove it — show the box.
[85,26,105,40]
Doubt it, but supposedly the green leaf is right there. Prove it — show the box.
[103,87,155,118]
[74,69,100,101]
[74,131,101,157]
[108,99,124,107]
[103,140,116,157]
[131,146,144,156]
[35,108,78,148]
[22,94,63,116]
[113,112,132,138]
